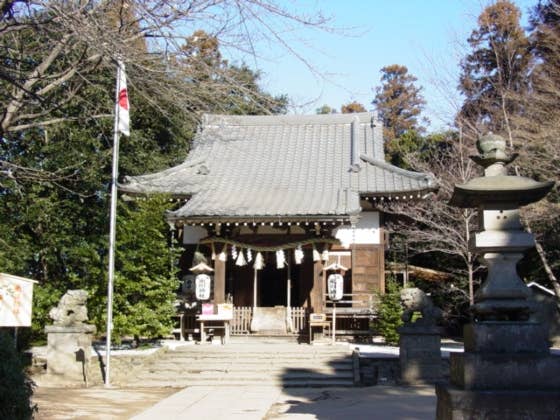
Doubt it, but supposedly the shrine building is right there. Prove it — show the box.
[120,112,437,336]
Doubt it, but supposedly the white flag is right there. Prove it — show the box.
[116,61,130,136]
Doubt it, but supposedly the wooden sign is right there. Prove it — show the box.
[0,273,38,327]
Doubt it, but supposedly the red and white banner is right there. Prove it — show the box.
[116,61,130,136]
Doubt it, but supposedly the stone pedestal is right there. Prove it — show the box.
[436,322,560,419]
[45,324,96,385]
[398,325,443,384]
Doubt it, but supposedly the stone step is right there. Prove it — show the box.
[122,343,356,388]
[171,345,350,352]
[165,350,351,358]
[149,361,352,369]
[135,370,354,381]
[141,366,353,376]
[122,378,354,388]
[156,355,351,364]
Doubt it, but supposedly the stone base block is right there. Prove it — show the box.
[45,324,96,385]
[464,322,548,353]
[399,328,442,384]
[450,352,560,390]
[436,384,560,420]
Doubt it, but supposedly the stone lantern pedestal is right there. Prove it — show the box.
[437,134,560,419]
[45,290,96,386]
[45,324,96,384]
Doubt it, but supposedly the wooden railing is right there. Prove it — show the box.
[324,293,378,312]
[290,307,309,334]
[180,306,312,336]
[232,306,253,335]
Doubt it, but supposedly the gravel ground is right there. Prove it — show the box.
[33,386,178,419]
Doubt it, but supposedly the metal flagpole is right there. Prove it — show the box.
[105,62,123,387]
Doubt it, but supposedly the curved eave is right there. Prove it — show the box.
[359,154,439,196]
[118,182,193,200]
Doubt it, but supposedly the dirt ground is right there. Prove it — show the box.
[33,386,178,419]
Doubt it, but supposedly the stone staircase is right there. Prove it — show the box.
[125,342,355,388]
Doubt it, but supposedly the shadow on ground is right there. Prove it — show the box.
[268,354,436,420]
[266,386,436,420]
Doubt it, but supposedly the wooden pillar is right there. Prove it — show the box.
[214,258,226,303]
[253,267,258,308]
[310,260,324,313]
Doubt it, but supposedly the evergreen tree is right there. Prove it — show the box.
[458,0,531,145]
[341,101,367,114]
[110,195,181,341]
[0,332,36,419]
[372,64,426,144]
[375,278,403,345]
[316,104,337,114]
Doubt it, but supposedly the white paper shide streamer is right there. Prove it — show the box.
[218,245,228,262]
[294,245,304,265]
[254,252,265,270]
[312,245,321,262]
[236,250,247,266]
[276,249,286,269]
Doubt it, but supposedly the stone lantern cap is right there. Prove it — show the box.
[450,176,554,208]
[449,132,554,208]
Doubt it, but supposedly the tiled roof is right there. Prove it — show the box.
[120,113,437,220]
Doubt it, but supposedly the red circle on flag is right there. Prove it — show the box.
[119,89,129,110]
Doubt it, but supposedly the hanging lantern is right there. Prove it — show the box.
[294,245,304,265]
[312,245,321,262]
[246,248,253,263]
[276,249,286,269]
[211,243,216,261]
[236,250,247,266]
[231,244,238,259]
[195,274,212,300]
[189,261,214,301]
[327,273,344,301]
[254,252,265,270]
[321,247,329,262]
[218,244,228,262]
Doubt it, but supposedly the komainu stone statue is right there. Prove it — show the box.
[400,287,442,326]
[49,289,89,326]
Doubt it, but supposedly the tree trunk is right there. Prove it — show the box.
[467,258,474,305]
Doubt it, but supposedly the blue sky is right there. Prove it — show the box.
[231,0,538,131]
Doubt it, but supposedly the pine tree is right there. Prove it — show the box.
[372,64,426,144]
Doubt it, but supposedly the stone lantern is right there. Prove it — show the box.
[436,133,559,419]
